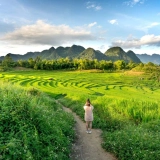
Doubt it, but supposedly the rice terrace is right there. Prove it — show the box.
[1,68,160,159]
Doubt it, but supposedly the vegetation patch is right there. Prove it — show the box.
[0,82,75,160]
[102,122,160,160]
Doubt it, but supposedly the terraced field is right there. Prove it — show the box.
[1,70,160,124]
[0,70,160,102]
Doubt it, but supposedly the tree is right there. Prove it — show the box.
[93,59,99,69]
[17,59,25,67]
[126,61,137,69]
[2,54,14,68]
[114,60,126,70]
[28,58,35,68]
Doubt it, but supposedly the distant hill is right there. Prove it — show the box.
[78,48,109,60]
[48,45,85,59]
[104,47,141,63]
[0,45,141,63]
[136,54,160,64]
[127,50,142,63]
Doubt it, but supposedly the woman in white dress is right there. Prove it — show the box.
[83,99,94,134]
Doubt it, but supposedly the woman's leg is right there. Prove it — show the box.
[89,121,92,130]
[86,121,89,131]
[87,121,92,133]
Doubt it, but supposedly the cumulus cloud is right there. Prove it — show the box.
[109,19,118,25]
[86,2,102,11]
[111,34,160,49]
[0,20,96,45]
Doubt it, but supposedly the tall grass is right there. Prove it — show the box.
[0,81,75,160]
[115,99,160,123]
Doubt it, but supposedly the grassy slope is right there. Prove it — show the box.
[0,81,75,160]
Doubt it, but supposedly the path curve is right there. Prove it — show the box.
[61,104,117,160]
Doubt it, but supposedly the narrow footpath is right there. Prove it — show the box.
[62,105,117,160]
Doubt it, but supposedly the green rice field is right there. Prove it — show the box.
[0,70,160,160]
[1,70,160,101]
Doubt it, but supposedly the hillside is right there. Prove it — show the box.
[48,45,85,59]
[0,45,141,63]
[104,47,141,63]
[78,48,109,60]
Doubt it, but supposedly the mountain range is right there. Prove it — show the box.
[1,44,157,64]
[136,54,160,64]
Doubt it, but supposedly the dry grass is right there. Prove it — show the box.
[124,70,144,75]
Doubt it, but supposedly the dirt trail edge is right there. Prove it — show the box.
[57,101,117,160]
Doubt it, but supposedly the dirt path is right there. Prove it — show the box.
[62,105,117,160]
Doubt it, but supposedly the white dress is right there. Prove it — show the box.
[84,105,94,121]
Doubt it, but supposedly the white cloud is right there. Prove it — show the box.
[111,34,160,49]
[97,25,102,28]
[134,0,140,3]
[95,6,102,11]
[109,19,118,25]
[0,43,51,56]
[146,22,160,29]
[88,22,97,27]
[124,0,145,7]
[136,22,160,33]
[0,20,96,46]
[86,2,102,11]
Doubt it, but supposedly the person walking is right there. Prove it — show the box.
[84,99,94,134]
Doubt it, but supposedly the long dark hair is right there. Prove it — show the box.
[85,99,91,106]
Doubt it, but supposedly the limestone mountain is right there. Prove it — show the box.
[78,48,108,60]
[48,45,85,59]
[104,47,141,63]
[127,50,141,63]
[0,45,142,63]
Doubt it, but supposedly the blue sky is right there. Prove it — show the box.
[0,0,160,56]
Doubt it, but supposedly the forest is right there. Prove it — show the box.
[0,54,160,73]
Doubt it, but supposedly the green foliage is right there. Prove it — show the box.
[102,123,160,160]
[0,82,75,160]
[1,54,16,70]
[114,60,126,70]
[133,62,160,73]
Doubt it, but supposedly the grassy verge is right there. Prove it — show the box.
[102,121,160,160]
[0,81,75,160]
